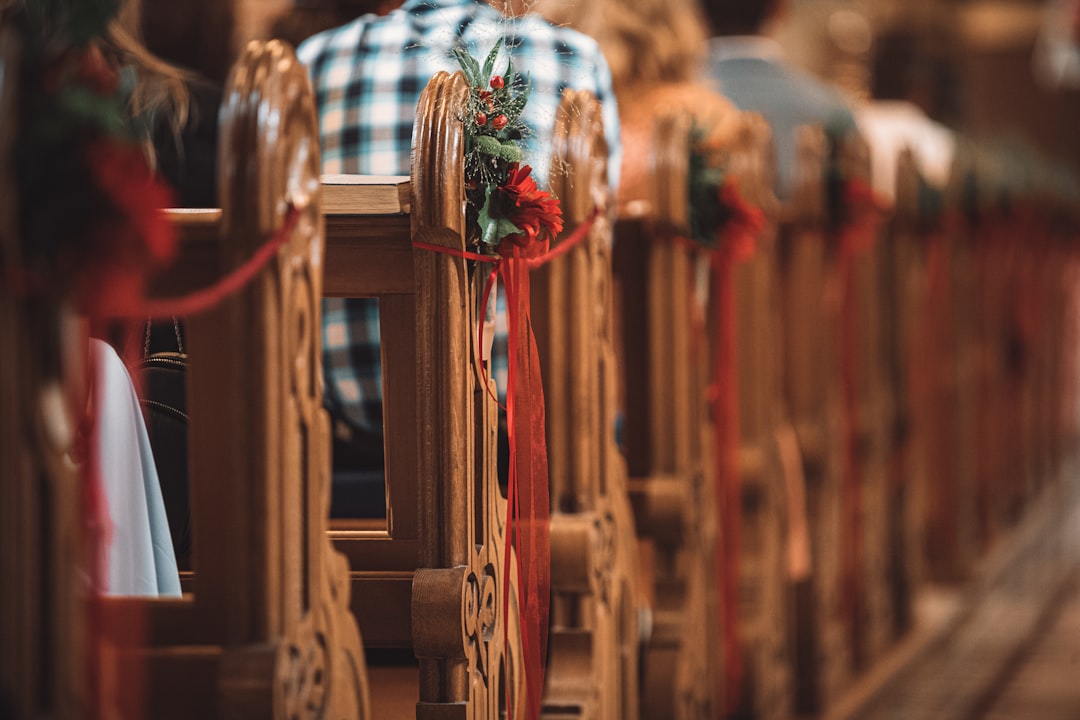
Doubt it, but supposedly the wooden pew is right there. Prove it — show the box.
[162,69,565,717]
[913,141,988,582]
[2,29,371,720]
[779,126,851,715]
[318,70,530,718]
[93,40,370,718]
[0,22,86,718]
[533,90,641,719]
[882,147,936,634]
[727,116,793,720]
[612,110,723,719]
[832,134,899,669]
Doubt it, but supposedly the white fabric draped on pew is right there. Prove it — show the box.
[92,339,181,597]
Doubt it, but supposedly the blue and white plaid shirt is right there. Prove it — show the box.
[298,0,621,436]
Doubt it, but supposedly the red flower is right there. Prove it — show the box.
[497,164,563,259]
[490,75,505,89]
[491,114,508,130]
[476,112,488,126]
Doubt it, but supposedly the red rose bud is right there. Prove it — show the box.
[492,115,508,130]
[490,75,505,90]
[476,112,488,126]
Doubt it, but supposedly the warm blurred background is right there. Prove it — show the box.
[137,0,1080,172]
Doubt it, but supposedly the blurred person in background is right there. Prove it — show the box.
[700,0,856,199]
[534,0,743,210]
[295,0,622,511]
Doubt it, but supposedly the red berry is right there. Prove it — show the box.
[490,75,505,90]
[476,112,488,126]
[492,114,508,130]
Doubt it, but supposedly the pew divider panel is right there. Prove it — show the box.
[780,125,851,715]
[97,40,370,719]
[727,115,792,720]
[837,134,898,668]
[535,88,641,720]
[321,70,527,719]
[613,109,723,719]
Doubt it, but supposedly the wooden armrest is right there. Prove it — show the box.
[160,177,414,299]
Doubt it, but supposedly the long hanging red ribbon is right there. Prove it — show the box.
[834,179,884,665]
[917,225,953,558]
[414,209,596,720]
[709,179,762,715]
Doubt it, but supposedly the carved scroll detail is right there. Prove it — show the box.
[210,39,369,719]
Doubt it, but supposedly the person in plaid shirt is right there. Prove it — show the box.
[297,0,621,471]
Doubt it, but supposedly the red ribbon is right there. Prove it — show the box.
[501,252,548,720]
[709,178,762,715]
[413,208,596,720]
[834,179,884,663]
[137,207,301,318]
[7,207,301,322]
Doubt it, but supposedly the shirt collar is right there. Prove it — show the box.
[707,35,786,63]
[400,0,482,11]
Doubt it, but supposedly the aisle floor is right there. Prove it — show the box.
[840,466,1080,720]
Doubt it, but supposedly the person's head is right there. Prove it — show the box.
[699,0,782,37]
[534,0,707,92]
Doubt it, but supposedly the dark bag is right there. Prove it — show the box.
[137,320,191,570]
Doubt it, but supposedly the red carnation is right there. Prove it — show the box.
[496,164,563,259]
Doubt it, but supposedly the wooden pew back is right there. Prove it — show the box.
[779,125,851,714]
[99,39,369,719]
[612,109,722,719]
[533,89,641,719]
[726,115,792,720]
[318,70,527,718]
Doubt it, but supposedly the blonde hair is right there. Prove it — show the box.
[534,0,708,92]
[104,6,192,140]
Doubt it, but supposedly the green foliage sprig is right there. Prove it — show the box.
[688,124,732,247]
[452,40,540,251]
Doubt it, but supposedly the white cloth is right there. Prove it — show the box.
[92,340,181,597]
[856,101,957,203]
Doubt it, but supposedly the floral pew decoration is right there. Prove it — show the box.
[407,40,599,720]
[685,124,767,714]
[11,0,324,698]
[825,138,888,665]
